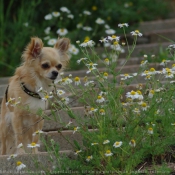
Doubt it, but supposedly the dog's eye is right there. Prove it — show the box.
[42,63,50,69]
[56,64,62,69]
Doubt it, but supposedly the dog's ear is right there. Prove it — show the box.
[22,37,43,60]
[54,38,70,52]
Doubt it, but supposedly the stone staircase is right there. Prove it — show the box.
[0,18,175,174]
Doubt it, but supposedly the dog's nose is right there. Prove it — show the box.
[52,71,58,77]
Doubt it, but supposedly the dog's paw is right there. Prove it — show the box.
[16,148,25,154]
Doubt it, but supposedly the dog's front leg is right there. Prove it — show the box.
[11,112,25,154]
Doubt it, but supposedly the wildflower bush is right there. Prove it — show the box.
[7,23,175,174]
[0,0,172,76]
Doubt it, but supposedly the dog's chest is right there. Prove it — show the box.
[25,97,49,111]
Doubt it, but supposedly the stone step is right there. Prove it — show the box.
[138,18,175,33]
[0,151,74,173]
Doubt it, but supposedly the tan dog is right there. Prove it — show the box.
[0,37,70,155]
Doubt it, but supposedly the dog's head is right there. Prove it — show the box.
[22,37,70,81]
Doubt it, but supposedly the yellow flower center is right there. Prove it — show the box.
[84,39,89,43]
[74,77,80,81]
[162,59,165,62]
[31,142,36,146]
[45,95,49,99]
[113,41,118,45]
[141,103,147,107]
[148,127,153,131]
[92,6,97,11]
[90,107,95,111]
[131,91,136,95]
[150,90,154,94]
[136,90,142,95]
[106,150,111,154]
[115,142,120,146]
[17,161,22,166]
[150,68,155,72]
[172,64,175,67]
[112,35,116,38]
[131,139,135,144]
[61,29,64,32]
[124,74,129,76]
[100,109,105,113]
[146,75,151,79]
[135,30,140,34]
[103,72,108,76]
[97,95,102,99]
[105,58,109,62]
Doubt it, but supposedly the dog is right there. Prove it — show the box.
[0,37,70,155]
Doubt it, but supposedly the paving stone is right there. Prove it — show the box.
[139,18,175,33]
[0,151,74,174]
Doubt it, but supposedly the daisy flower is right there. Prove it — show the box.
[73,127,80,134]
[44,27,51,34]
[56,28,68,36]
[104,150,113,157]
[6,97,15,106]
[104,58,110,65]
[126,90,140,100]
[86,155,93,162]
[131,30,143,37]
[86,62,98,68]
[86,67,97,74]
[77,57,88,64]
[99,109,105,115]
[80,40,95,47]
[103,72,108,79]
[44,13,52,20]
[140,102,149,111]
[95,18,105,24]
[108,35,120,41]
[47,38,57,46]
[7,154,17,160]
[118,23,129,28]
[61,77,73,85]
[105,29,116,35]
[91,143,99,146]
[41,93,53,101]
[84,80,95,86]
[17,143,23,149]
[65,120,73,128]
[16,161,26,171]
[52,11,60,17]
[148,90,155,98]
[67,14,74,19]
[113,141,123,148]
[148,127,153,134]
[83,10,91,15]
[99,38,108,43]
[160,59,170,66]
[96,95,105,103]
[60,97,69,104]
[120,73,133,80]
[60,7,70,13]
[132,108,140,114]
[27,142,40,148]
[88,107,98,115]
[140,60,148,67]
[74,77,81,86]
[74,150,82,155]
[57,90,66,96]
[103,140,110,144]
[32,130,44,136]
[129,139,136,147]
[82,26,92,31]
[165,72,174,78]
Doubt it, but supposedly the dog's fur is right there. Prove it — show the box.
[0,37,70,155]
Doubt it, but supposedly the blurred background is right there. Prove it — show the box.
[0,0,174,77]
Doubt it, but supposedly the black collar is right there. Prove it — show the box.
[20,82,41,99]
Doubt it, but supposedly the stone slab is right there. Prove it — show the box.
[0,151,74,174]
